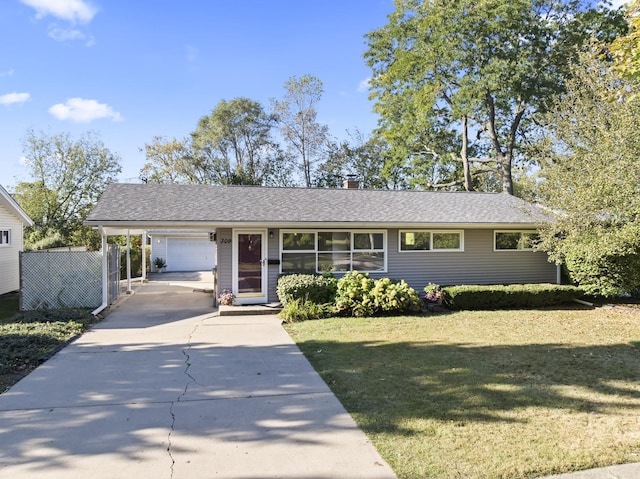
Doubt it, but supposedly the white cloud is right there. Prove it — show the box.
[21,0,97,24]
[0,92,31,105]
[0,69,15,78]
[49,97,122,122]
[48,24,94,45]
[357,78,371,93]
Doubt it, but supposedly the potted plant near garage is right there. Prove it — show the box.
[153,257,167,272]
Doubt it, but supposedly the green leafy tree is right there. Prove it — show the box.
[365,0,626,194]
[609,0,640,81]
[314,130,391,189]
[139,136,201,184]
[534,52,640,296]
[191,97,292,186]
[15,130,121,250]
[272,74,330,187]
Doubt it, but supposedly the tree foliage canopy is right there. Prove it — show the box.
[534,52,640,296]
[365,0,626,194]
[15,130,121,250]
[191,97,293,186]
[609,0,640,81]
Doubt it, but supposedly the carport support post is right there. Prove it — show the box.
[141,231,147,282]
[91,226,109,316]
[126,230,132,293]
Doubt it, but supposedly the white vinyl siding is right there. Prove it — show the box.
[0,205,24,295]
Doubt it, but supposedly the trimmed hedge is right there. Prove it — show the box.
[276,274,337,305]
[443,284,583,310]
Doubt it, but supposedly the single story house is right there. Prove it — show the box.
[85,182,557,306]
[148,230,216,272]
[0,184,34,296]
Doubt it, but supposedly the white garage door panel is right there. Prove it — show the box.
[167,238,215,272]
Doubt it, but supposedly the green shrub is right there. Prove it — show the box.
[276,273,337,305]
[443,284,583,310]
[371,277,422,314]
[279,299,334,323]
[335,271,376,317]
[335,271,421,317]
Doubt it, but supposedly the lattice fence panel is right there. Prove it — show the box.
[21,251,102,310]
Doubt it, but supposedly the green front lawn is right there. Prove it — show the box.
[285,308,640,479]
[0,297,98,393]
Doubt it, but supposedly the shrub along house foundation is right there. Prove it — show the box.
[85,181,558,306]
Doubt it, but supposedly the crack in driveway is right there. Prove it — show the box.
[167,319,205,478]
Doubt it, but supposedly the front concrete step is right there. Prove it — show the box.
[218,303,283,316]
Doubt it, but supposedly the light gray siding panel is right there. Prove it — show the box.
[216,228,233,296]
[267,229,279,302]
[387,229,557,290]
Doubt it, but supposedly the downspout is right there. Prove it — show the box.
[92,226,109,316]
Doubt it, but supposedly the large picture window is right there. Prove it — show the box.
[0,230,10,246]
[399,231,463,252]
[494,231,539,251]
[281,230,386,274]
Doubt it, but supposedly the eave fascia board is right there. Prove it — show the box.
[85,220,548,232]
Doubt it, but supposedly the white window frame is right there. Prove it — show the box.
[280,229,387,274]
[398,230,464,252]
[0,229,10,247]
[493,230,539,251]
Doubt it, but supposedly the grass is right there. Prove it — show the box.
[284,307,640,479]
[0,293,98,393]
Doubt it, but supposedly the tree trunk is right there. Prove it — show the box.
[461,116,474,191]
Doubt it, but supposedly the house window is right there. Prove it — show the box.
[399,231,463,252]
[0,230,10,246]
[281,230,386,273]
[494,231,539,251]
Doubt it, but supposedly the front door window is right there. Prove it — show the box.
[233,230,267,304]
[238,233,262,294]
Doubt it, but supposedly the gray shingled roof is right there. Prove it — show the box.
[85,183,552,227]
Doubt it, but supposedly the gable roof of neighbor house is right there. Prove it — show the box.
[86,183,552,232]
[0,184,34,226]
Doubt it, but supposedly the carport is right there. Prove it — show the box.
[91,226,218,315]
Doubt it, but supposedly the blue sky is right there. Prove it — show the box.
[0,0,394,189]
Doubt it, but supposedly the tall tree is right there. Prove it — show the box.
[314,129,392,189]
[191,97,292,186]
[365,0,626,194]
[15,129,121,249]
[139,136,199,184]
[272,74,329,187]
[534,52,640,296]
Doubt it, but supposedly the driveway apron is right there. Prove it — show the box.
[0,278,396,479]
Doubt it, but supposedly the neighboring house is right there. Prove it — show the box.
[0,184,34,296]
[86,182,558,305]
[148,230,216,272]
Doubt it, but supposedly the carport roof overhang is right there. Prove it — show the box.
[87,220,544,236]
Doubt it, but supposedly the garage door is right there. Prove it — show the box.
[166,237,216,272]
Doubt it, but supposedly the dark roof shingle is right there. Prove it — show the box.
[86,183,551,226]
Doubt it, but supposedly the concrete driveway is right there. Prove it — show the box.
[0,275,395,479]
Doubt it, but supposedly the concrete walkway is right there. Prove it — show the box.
[0,278,396,479]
